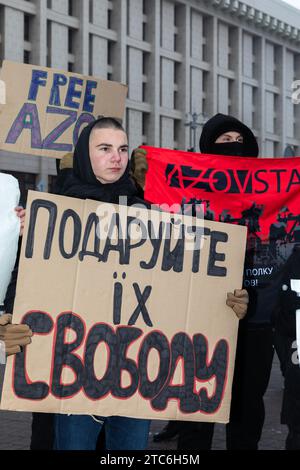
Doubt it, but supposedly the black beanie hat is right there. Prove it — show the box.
[199,113,259,158]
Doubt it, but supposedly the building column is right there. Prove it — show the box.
[279,46,286,156]
[206,15,218,117]
[113,0,127,84]
[147,0,161,146]
[32,0,49,191]
[232,26,243,119]
[31,0,47,66]
[74,0,89,75]
[257,36,266,155]
[176,2,190,150]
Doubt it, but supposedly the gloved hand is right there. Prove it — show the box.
[226,289,249,320]
[130,148,148,189]
[0,313,12,326]
[0,314,33,356]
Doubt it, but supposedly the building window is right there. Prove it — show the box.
[24,14,31,42]
[68,0,74,17]
[202,17,210,63]
[89,0,93,24]
[46,20,52,67]
[68,28,75,54]
[252,87,258,131]
[108,7,112,30]
[174,4,181,53]
[142,112,149,144]
[174,119,181,150]
[228,79,235,116]
[142,52,149,102]
[48,175,58,194]
[142,52,148,75]
[274,94,279,134]
[142,21,147,42]
[293,104,297,138]
[142,0,147,15]
[228,27,238,72]
[142,82,147,102]
[24,50,30,64]
[88,34,93,76]
[274,46,282,87]
[108,41,113,66]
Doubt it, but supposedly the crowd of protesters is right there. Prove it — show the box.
[0,113,299,450]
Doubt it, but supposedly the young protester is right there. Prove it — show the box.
[55,116,248,450]
[53,117,151,451]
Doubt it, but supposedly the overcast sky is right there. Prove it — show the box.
[281,0,300,9]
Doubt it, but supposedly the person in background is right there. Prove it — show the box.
[171,114,263,450]
[273,245,300,450]
[54,153,73,196]
[130,120,250,447]
[0,182,32,360]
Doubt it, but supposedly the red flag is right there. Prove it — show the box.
[144,146,300,243]
[143,145,300,323]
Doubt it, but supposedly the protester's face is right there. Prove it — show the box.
[215,131,243,143]
[89,128,128,184]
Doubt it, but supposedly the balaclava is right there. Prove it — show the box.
[199,113,259,158]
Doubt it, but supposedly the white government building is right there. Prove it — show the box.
[0,0,300,199]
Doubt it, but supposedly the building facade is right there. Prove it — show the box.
[0,0,300,195]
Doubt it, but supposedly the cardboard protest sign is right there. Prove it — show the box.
[143,146,300,323]
[0,61,127,158]
[1,191,246,423]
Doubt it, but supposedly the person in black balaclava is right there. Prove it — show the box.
[176,114,278,451]
[148,114,252,447]
[273,245,300,450]
[199,113,259,158]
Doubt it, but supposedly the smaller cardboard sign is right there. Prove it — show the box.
[0,61,127,158]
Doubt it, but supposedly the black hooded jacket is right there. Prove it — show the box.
[199,113,259,158]
[274,245,300,340]
[199,115,276,325]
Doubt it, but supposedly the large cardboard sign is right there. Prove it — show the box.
[1,191,247,423]
[0,61,127,158]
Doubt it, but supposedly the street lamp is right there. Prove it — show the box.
[184,112,207,152]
